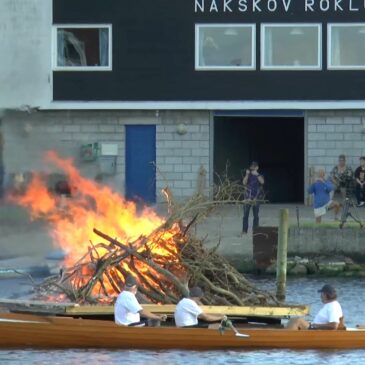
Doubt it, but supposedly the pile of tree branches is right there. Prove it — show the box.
[35,173,275,306]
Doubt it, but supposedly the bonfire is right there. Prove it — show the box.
[10,151,277,306]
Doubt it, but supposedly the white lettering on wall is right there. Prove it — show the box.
[253,0,262,11]
[224,0,233,12]
[238,0,248,11]
[195,0,204,12]
[282,0,292,12]
[350,0,359,11]
[320,0,330,11]
[268,0,278,11]
[210,0,219,12]
[334,0,344,11]
[194,0,365,14]
[305,0,315,11]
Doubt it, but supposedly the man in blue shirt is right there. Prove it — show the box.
[242,161,265,234]
[308,170,340,223]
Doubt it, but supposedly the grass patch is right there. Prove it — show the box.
[290,221,363,229]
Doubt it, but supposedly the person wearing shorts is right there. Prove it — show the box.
[308,170,340,223]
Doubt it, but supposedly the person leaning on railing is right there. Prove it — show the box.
[286,284,344,331]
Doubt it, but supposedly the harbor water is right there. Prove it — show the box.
[0,276,364,364]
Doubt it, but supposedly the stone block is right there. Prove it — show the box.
[81,125,99,133]
[165,157,183,164]
[308,133,326,141]
[344,117,361,125]
[174,165,192,173]
[64,125,81,133]
[335,141,356,149]
[308,125,317,132]
[326,133,344,141]
[182,141,199,149]
[191,133,209,141]
[99,125,116,133]
[344,133,361,141]
[163,141,182,148]
[172,149,192,157]
[335,125,353,133]
[308,117,326,125]
[317,125,335,133]
[46,125,63,133]
[192,149,209,157]
[182,172,196,180]
[174,180,192,188]
[326,117,343,125]
[308,149,326,157]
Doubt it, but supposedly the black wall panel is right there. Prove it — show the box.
[53,0,365,101]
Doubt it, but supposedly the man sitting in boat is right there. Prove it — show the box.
[287,284,343,330]
[114,275,167,327]
[174,286,225,328]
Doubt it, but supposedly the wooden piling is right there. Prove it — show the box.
[276,208,289,301]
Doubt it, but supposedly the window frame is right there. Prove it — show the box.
[260,23,322,71]
[328,23,365,70]
[195,23,256,71]
[52,24,113,71]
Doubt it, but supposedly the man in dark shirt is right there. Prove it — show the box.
[355,156,365,207]
[242,161,265,234]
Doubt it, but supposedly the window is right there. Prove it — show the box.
[53,25,112,71]
[328,24,365,70]
[195,24,255,70]
[261,24,321,70]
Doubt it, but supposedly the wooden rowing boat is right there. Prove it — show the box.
[0,312,364,350]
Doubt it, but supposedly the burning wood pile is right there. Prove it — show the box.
[10,152,276,306]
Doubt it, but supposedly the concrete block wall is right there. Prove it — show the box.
[156,111,211,201]
[307,111,365,175]
[1,110,211,202]
[2,110,126,192]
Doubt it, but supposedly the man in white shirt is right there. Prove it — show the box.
[287,284,343,330]
[174,287,225,328]
[114,275,167,326]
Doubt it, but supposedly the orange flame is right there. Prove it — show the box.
[9,151,168,266]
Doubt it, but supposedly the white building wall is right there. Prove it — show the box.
[0,0,52,109]
[307,111,365,176]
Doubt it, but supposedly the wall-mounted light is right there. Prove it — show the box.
[176,123,188,135]
[155,110,160,118]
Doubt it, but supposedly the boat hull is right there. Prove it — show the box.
[0,313,364,350]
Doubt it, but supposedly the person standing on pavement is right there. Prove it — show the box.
[308,170,340,224]
[242,161,264,235]
[355,156,365,207]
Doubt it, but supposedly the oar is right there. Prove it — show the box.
[220,317,250,338]
[228,321,250,338]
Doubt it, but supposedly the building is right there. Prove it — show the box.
[1,0,365,203]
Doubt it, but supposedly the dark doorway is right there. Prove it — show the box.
[214,116,304,203]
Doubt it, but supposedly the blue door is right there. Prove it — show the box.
[125,125,156,204]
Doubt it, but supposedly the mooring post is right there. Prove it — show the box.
[276,208,289,302]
